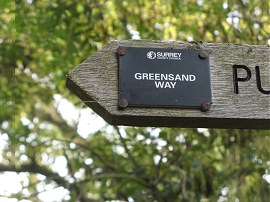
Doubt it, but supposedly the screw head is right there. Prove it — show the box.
[199,50,209,59]
[200,101,212,112]
[119,99,128,109]
[117,47,126,56]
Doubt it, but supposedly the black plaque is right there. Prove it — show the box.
[118,47,212,109]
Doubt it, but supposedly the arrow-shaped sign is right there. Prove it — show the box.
[66,40,270,129]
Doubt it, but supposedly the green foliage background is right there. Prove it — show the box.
[0,0,269,201]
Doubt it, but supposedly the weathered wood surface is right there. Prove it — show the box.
[66,40,270,129]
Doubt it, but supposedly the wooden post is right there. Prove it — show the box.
[66,40,270,129]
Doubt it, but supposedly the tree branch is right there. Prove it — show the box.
[171,165,188,201]
[0,162,67,188]
[114,126,141,169]
[36,103,77,137]
[35,104,116,171]
[63,149,88,202]
[93,173,150,188]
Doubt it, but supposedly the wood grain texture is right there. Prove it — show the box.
[66,40,270,129]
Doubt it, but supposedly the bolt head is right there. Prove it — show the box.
[117,47,126,56]
[200,101,212,112]
[199,50,209,59]
[119,99,128,108]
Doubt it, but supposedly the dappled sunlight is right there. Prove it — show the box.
[0,0,269,201]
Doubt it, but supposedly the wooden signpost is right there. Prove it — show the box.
[66,40,270,129]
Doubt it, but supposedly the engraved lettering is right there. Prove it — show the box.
[255,66,270,94]
[233,65,251,94]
